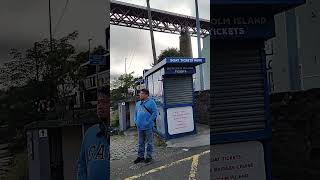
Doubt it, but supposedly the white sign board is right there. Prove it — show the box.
[212,141,266,180]
[39,129,48,138]
[167,106,194,135]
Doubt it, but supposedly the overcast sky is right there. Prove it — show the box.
[0,0,210,84]
[0,0,107,64]
[110,0,210,80]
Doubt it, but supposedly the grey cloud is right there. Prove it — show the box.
[0,0,107,63]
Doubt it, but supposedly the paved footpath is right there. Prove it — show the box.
[111,143,210,180]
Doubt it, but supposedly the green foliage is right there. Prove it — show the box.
[154,133,167,147]
[110,72,138,110]
[0,31,106,139]
[156,47,182,64]
[0,82,47,136]
[0,31,83,97]
[111,110,119,127]
[111,72,136,90]
[92,45,107,55]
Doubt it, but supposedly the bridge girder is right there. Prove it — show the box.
[110,0,210,37]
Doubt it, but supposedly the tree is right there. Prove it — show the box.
[72,45,107,64]
[0,83,46,137]
[110,72,138,109]
[0,32,108,139]
[0,31,82,98]
[155,47,182,65]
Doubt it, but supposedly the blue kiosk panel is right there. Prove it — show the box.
[210,1,305,180]
[211,0,306,40]
[144,58,205,140]
[212,15,275,39]
[210,0,305,145]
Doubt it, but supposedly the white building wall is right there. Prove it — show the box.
[194,35,210,91]
[191,3,320,94]
[266,13,291,93]
[295,0,320,90]
[268,0,320,92]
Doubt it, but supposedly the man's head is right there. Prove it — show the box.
[139,89,149,101]
[97,86,110,124]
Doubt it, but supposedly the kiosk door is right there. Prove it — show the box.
[211,40,269,141]
[163,75,196,137]
[164,76,193,106]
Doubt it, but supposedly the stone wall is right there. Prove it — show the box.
[271,88,320,179]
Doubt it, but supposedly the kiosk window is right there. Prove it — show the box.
[211,41,266,134]
[164,76,193,106]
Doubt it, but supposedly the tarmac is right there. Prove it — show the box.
[110,123,211,179]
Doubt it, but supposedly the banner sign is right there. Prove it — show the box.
[166,58,206,64]
[89,55,106,65]
[165,67,195,75]
[212,16,275,39]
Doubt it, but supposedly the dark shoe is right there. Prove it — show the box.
[144,158,152,163]
[134,157,145,164]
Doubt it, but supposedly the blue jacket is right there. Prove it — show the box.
[135,98,158,130]
[77,124,109,180]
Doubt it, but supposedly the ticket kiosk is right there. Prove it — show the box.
[144,57,205,140]
[211,1,305,180]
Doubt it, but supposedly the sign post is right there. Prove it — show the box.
[89,55,106,99]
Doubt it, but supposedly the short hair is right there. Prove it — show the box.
[140,88,149,96]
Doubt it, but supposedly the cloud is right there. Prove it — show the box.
[0,0,107,63]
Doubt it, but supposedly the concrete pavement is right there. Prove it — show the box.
[166,124,210,148]
[111,146,210,180]
[110,124,211,179]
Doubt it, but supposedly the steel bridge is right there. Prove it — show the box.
[110,0,210,37]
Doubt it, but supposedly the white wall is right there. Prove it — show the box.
[295,0,320,90]
[266,12,291,93]
[268,0,320,92]
[194,35,210,91]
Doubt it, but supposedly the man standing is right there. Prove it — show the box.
[134,89,158,164]
[77,86,110,180]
